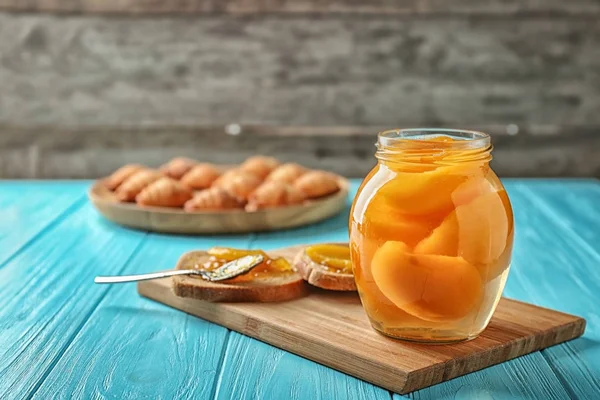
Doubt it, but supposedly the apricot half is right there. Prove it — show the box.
[363,196,437,248]
[377,164,487,216]
[414,191,510,266]
[451,175,496,208]
[413,212,459,256]
[371,241,483,322]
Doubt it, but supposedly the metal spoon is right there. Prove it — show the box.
[94,254,264,284]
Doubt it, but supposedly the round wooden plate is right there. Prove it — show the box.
[88,177,349,234]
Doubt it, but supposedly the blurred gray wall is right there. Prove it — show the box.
[0,1,599,178]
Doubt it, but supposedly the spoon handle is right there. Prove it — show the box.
[94,269,202,284]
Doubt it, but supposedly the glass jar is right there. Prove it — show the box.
[349,129,514,343]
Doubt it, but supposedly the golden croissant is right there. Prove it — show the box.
[180,163,222,190]
[212,168,242,187]
[116,169,163,202]
[294,171,340,199]
[266,163,307,184]
[136,177,193,207]
[246,181,305,211]
[239,156,279,180]
[214,171,262,201]
[104,164,145,191]
[160,157,197,180]
[184,187,244,211]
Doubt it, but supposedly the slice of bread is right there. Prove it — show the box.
[293,246,357,291]
[172,251,307,302]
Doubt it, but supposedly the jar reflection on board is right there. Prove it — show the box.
[349,129,514,343]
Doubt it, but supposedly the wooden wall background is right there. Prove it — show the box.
[0,1,598,178]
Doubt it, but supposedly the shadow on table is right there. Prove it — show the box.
[101,305,176,318]
[571,336,600,352]
[543,335,600,367]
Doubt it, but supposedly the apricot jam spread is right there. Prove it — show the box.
[182,247,293,283]
[350,129,514,343]
[304,244,352,274]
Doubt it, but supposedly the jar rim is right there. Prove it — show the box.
[378,128,491,150]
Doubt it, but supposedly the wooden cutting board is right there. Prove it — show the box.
[137,245,585,394]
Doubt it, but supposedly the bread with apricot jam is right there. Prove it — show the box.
[172,248,307,302]
[293,243,356,291]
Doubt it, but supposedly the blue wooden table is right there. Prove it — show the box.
[1,179,599,400]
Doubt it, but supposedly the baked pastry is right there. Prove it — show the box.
[239,156,279,180]
[184,187,245,211]
[212,168,240,187]
[266,163,307,184]
[180,163,222,190]
[116,169,163,202]
[214,171,262,201]
[293,244,357,291]
[136,177,193,207]
[294,171,340,199]
[104,164,145,191]
[246,181,306,211]
[160,157,197,180]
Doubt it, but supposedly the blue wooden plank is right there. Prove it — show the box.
[215,333,390,400]
[3,179,596,399]
[510,181,600,398]
[0,181,88,266]
[515,179,599,252]
[407,356,571,400]
[32,232,253,399]
[0,203,147,399]
[503,180,600,314]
